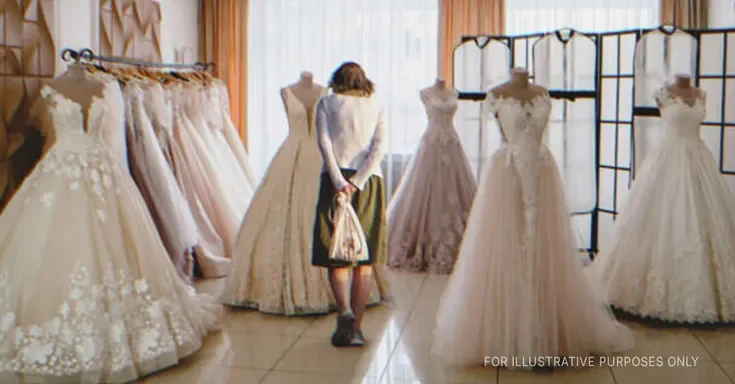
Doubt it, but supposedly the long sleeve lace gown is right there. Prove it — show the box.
[0,78,222,383]
[432,91,632,367]
[590,88,735,323]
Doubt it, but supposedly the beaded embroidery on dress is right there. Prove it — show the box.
[591,87,735,323]
[387,89,477,274]
[432,91,633,366]
[0,84,222,383]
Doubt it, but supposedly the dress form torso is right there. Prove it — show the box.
[420,79,459,141]
[39,64,128,168]
[282,72,325,124]
[663,75,702,107]
[490,68,546,103]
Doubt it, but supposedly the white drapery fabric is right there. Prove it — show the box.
[505,0,661,35]
[247,0,438,197]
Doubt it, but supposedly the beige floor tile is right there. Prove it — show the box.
[142,364,267,383]
[223,309,317,335]
[193,277,228,298]
[498,367,614,384]
[612,360,731,384]
[274,335,398,377]
[303,305,410,339]
[383,343,497,383]
[141,271,735,383]
[718,362,735,381]
[693,328,735,362]
[399,307,439,346]
[621,324,712,360]
[261,370,382,383]
[383,272,426,310]
[183,331,299,369]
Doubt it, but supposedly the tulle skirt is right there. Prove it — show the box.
[0,138,222,383]
[432,146,633,367]
[387,129,477,274]
[590,137,735,323]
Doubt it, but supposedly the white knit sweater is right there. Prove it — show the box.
[316,93,387,191]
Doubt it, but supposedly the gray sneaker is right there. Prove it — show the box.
[350,330,365,347]
[331,313,354,347]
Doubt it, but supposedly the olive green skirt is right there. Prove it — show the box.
[312,170,387,268]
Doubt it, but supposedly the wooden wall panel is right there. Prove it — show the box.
[99,0,161,62]
[0,0,55,211]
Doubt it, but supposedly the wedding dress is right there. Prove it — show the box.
[432,91,632,366]
[221,88,391,315]
[590,88,735,323]
[0,83,221,383]
[170,85,243,258]
[147,84,231,278]
[387,90,476,274]
[214,81,258,186]
[125,82,199,281]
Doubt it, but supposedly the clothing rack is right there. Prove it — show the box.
[60,48,216,72]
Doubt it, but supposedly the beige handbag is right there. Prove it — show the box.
[328,192,369,264]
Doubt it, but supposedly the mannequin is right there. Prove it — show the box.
[48,63,109,120]
[663,74,702,107]
[421,76,458,100]
[282,71,326,116]
[490,68,546,102]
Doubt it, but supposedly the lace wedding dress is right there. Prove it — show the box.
[590,88,735,323]
[432,91,633,366]
[387,90,476,274]
[0,84,222,383]
[221,88,391,315]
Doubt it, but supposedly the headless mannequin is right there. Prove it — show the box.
[37,63,108,152]
[47,63,108,119]
[490,68,546,102]
[663,74,702,107]
[421,77,457,101]
[282,72,326,118]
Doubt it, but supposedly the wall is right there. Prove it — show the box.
[159,0,199,63]
[710,0,735,28]
[55,0,198,73]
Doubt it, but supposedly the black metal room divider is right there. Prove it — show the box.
[452,26,735,259]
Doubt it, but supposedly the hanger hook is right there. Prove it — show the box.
[78,49,94,62]
[61,49,77,62]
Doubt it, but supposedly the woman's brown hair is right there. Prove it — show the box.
[328,62,375,96]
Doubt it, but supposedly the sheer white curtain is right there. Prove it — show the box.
[247,0,438,197]
[505,0,660,35]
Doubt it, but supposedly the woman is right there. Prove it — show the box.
[313,62,388,347]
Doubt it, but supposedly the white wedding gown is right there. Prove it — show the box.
[0,84,222,383]
[591,87,735,323]
[387,90,476,274]
[432,91,632,366]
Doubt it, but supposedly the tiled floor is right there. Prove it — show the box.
[143,270,735,384]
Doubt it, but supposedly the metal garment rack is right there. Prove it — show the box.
[453,25,735,258]
[60,48,216,71]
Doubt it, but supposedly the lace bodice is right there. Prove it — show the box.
[421,91,458,126]
[32,81,127,166]
[484,91,554,288]
[486,91,552,151]
[654,87,706,140]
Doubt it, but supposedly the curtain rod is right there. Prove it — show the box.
[60,48,216,71]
